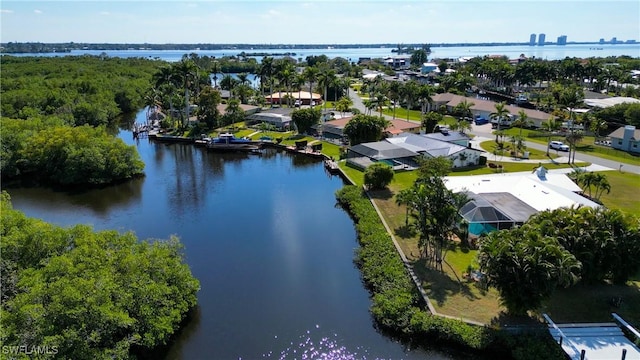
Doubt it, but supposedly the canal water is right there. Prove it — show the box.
[5,110,456,359]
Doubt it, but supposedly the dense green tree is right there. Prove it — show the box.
[196,86,222,129]
[364,162,394,190]
[291,107,321,134]
[343,114,389,145]
[479,226,581,315]
[0,193,200,359]
[335,96,353,117]
[410,49,428,68]
[422,111,444,134]
[529,207,639,284]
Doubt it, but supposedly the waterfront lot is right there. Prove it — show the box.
[340,161,640,326]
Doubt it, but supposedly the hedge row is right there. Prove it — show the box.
[335,185,565,360]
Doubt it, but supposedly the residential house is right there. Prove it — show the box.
[431,93,553,128]
[444,167,600,235]
[346,132,482,171]
[608,125,640,153]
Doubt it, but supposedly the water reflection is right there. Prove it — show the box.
[5,177,144,218]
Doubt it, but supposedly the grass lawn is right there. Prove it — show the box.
[320,141,342,159]
[499,128,640,166]
[539,279,640,327]
[478,140,559,161]
[597,170,640,214]
[369,185,507,324]
[382,108,422,121]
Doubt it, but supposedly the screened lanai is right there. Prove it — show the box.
[459,192,537,236]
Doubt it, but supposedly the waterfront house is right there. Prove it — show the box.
[346,132,482,171]
[444,167,600,236]
[608,125,640,153]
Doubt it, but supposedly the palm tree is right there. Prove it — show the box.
[293,73,306,106]
[559,86,584,164]
[237,72,251,86]
[374,92,387,118]
[175,59,199,128]
[276,61,295,107]
[303,66,319,107]
[401,81,419,121]
[513,110,530,137]
[317,66,337,111]
[543,118,560,156]
[457,120,471,134]
[153,65,179,117]
[490,102,510,144]
[593,173,611,201]
[259,56,274,105]
[455,99,474,120]
[211,60,221,88]
[387,81,401,119]
[417,84,435,118]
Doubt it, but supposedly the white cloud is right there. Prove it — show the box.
[33,9,42,14]
[1,9,14,13]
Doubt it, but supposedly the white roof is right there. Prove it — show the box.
[444,170,599,212]
[363,73,383,80]
[584,97,640,108]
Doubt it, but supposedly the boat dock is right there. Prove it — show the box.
[324,159,340,174]
[544,313,640,360]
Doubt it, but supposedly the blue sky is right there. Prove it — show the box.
[1,1,638,44]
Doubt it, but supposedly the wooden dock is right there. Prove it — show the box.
[324,159,340,174]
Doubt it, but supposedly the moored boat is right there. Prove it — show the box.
[206,133,261,152]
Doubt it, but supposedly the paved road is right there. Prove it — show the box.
[470,123,640,174]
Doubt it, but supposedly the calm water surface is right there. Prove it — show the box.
[6,110,457,360]
[6,44,639,62]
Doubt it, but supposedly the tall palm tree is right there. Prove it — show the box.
[543,118,560,156]
[401,81,419,121]
[559,86,584,164]
[303,66,319,107]
[280,64,295,107]
[259,56,274,105]
[293,73,306,106]
[387,81,401,119]
[211,60,220,88]
[490,102,510,144]
[417,84,435,117]
[153,65,179,116]
[175,59,198,128]
[317,66,337,111]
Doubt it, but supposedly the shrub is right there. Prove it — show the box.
[364,162,394,190]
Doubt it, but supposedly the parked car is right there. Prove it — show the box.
[294,100,301,107]
[474,116,489,125]
[549,141,570,151]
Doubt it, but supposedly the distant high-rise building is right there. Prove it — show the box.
[529,33,536,46]
[611,37,617,44]
[557,35,567,45]
[599,38,605,44]
[538,33,546,46]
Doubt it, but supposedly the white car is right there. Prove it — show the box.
[549,141,570,151]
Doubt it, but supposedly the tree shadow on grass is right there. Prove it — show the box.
[411,258,479,307]
[368,188,394,200]
[394,224,416,239]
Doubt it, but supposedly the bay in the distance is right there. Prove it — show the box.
[6,43,639,62]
